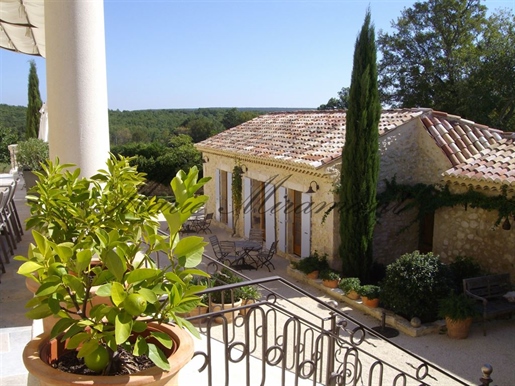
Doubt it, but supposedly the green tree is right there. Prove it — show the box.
[339,9,381,283]
[378,0,486,112]
[464,9,515,131]
[26,60,43,139]
[0,125,19,164]
[377,0,515,131]
[318,87,350,110]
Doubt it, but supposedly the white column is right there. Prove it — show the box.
[44,0,110,177]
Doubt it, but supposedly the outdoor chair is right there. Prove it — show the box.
[256,240,278,272]
[249,228,264,243]
[194,213,213,234]
[219,240,244,267]
[209,235,225,262]
[0,190,16,256]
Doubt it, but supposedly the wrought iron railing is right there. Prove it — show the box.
[182,255,476,386]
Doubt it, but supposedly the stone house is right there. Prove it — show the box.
[195,108,515,276]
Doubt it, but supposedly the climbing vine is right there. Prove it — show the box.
[377,177,515,229]
[232,163,244,235]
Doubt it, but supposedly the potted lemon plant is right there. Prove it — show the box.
[17,156,210,384]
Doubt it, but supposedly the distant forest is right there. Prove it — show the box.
[0,104,301,193]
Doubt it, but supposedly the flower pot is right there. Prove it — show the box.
[306,270,319,280]
[322,279,339,289]
[23,322,194,386]
[361,296,379,308]
[445,317,473,339]
[210,299,242,324]
[23,170,39,192]
[240,299,255,316]
[346,290,360,300]
[180,305,208,325]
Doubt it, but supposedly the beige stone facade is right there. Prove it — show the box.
[197,109,515,275]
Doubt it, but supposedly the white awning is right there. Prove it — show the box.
[0,0,45,57]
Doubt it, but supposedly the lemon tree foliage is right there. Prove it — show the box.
[16,155,210,373]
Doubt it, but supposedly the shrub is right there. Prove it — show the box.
[292,251,329,274]
[438,291,479,321]
[339,277,361,293]
[358,284,381,299]
[380,251,453,323]
[16,138,49,171]
[448,256,485,293]
[319,269,340,281]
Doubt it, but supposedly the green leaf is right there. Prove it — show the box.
[150,331,173,349]
[25,304,53,319]
[75,249,93,275]
[66,332,90,350]
[105,249,127,282]
[17,261,43,276]
[133,335,148,356]
[173,237,206,268]
[50,318,75,339]
[115,311,133,345]
[95,283,112,297]
[147,343,170,371]
[77,339,100,359]
[132,320,147,333]
[110,282,127,306]
[35,281,61,297]
[138,288,158,304]
[126,268,159,284]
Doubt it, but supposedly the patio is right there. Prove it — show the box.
[0,181,513,385]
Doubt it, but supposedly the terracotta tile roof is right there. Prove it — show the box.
[443,139,515,186]
[196,108,515,184]
[196,109,425,169]
[420,111,511,167]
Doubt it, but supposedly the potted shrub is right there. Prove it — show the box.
[339,277,361,300]
[16,156,211,384]
[438,292,479,339]
[209,268,243,323]
[15,138,49,190]
[239,284,261,316]
[292,251,329,279]
[319,269,340,288]
[359,285,381,308]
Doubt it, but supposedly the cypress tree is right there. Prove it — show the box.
[339,9,381,283]
[26,60,42,139]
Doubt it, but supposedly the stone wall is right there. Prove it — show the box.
[434,203,515,278]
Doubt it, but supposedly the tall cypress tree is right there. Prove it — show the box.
[26,60,42,139]
[339,9,381,283]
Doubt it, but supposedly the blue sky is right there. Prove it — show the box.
[1,0,513,111]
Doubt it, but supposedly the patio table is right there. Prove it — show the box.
[234,240,262,269]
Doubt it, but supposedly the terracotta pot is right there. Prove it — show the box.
[322,279,339,289]
[180,305,208,325]
[346,290,360,300]
[361,296,380,308]
[445,317,473,339]
[306,271,319,280]
[210,299,242,324]
[240,299,255,316]
[23,322,194,386]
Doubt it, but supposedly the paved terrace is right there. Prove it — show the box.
[0,182,513,385]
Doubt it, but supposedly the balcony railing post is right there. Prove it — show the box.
[325,309,338,386]
[479,364,493,386]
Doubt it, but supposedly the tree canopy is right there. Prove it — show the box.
[377,0,515,131]
[318,87,350,110]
